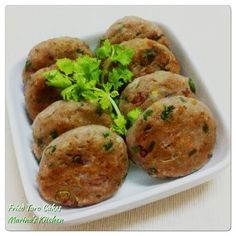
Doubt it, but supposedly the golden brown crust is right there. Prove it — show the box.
[103,16,170,47]
[126,96,216,178]
[22,37,94,84]
[32,100,113,161]
[120,71,196,116]
[38,125,128,207]
[121,38,180,79]
[24,65,61,121]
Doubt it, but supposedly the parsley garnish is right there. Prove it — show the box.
[96,39,134,85]
[50,130,58,139]
[103,140,113,151]
[179,97,186,103]
[188,78,196,93]
[208,153,213,159]
[73,156,81,163]
[25,59,31,70]
[160,105,175,121]
[36,138,44,147]
[43,40,135,135]
[147,167,157,175]
[127,107,143,127]
[145,49,156,64]
[46,145,56,154]
[143,109,153,121]
[103,131,110,138]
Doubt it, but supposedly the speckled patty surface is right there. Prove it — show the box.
[24,65,61,121]
[121,38,180,79]
[102,16,169,47]
[120,71,196,116]
[22,37,93,84]
[38,125,128,207]
[126,96,216,178]
[32,100,112,161]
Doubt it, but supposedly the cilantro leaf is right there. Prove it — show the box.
[118,66,133,83]
[96,39,134,85]
[103,83,112,93]
[143,109,153,121]
[90,88,112,111]
[111,44,135,66]
[96,39,112,59]
[99,94,111,110]
[73,73,87,85]
[43,40,135,136]
[61,84,80,101]
[110,90,119,98]
[44,70,72,88]
[112,114,127,135]
[160,105,175,121]
[96,39,135,66]
[108,66,133,90]
[74,55,101,83]
[56,58,74,75]
[127,107,143,127]
[108,68,124,90]
[188,78,196,93]
[81,90,98,101]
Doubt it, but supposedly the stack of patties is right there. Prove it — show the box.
[23,37,129,207]
[102,16,216,178]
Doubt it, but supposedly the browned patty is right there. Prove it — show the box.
[126,96,216,178]
[32,100,112,161]
[24,65,61,121]
[120,71,196,116]
[38,125,128,207]
[121,38,180,79]
[102,16,169,47]
[22,37,93,84]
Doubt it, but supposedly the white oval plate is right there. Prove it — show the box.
[6,28,230,225]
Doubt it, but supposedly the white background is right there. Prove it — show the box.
[5,5,230,230]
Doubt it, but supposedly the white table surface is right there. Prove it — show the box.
[5,5,231,230]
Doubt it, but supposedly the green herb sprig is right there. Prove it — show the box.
[127,107,143,128]
[44,40,135,135]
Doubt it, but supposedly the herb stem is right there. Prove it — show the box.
[108,94,122,117]
[91,87,121,117]
[101,59,112,84]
